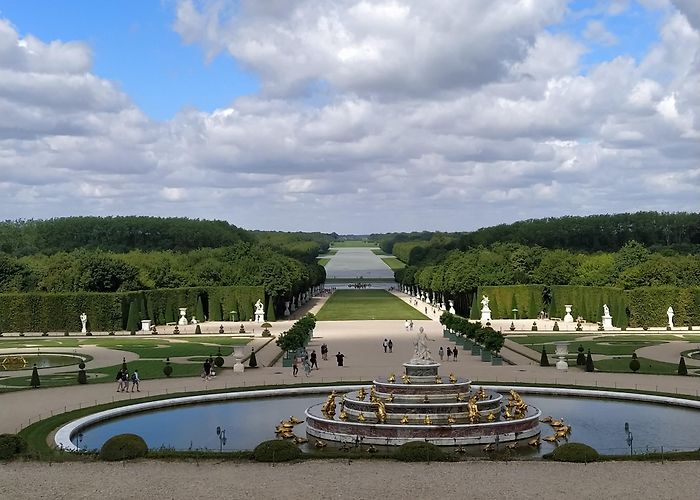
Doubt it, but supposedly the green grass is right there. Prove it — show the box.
[594,357,685,375]
[1,360,206,388]
[371,249,385,255]
[318,258,330,266]
[381,257,406,269]
[316,290,428,321]
[329,240,377,247]
[510,335,666,356]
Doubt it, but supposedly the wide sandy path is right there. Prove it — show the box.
[2,459,700,499]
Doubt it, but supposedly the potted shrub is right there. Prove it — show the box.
[629,353,640,373]
[576,345,586,366]
[163,357,173,377]
[77,361,87,384]
[261,322,272,337]
[531,321,538,331]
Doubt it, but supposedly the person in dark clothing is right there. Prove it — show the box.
[203,359,212,380]
[387,339,393,353]
[310,350,318,369]
[321,343,328,361]
[453,348,458,362]
[383,339,388,353]
[336,352,345,367]
[446,347,452,361]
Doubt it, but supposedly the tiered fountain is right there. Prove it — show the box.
[305,328,541,446]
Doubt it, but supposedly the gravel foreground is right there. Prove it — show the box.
[2,459,700,499]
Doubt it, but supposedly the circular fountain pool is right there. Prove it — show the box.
[63,387,700,457]
[0,353,86,371]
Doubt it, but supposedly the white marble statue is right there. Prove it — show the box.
[481,295,490,309]
[602,304,613,330]
[80,312,87,333]
[254,298,265,323]
[190,315,198,325]
[667,306,674,328]
[480,295,492,323]
[564,305,574,323]
[603,304,610,317]
[412,327,433,362]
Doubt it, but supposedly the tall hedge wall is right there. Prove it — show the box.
[469,285,545,320]
[627,287,700,328]
[549,286,628,328]
[0,285,265,332]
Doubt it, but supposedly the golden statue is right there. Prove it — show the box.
[321,391,337,418]
[435,375,443,384]
[467,397,480,423]
[370,386,378,403]
[358,412,366,422]
[357,387,366,400]
[487,412,497,422]
[456,393,465,402]
[423,415,432,425]
[340,410,349,420]
[400,415,409,425]
[387,373,396,383]
[478,387,487,400]
[375,400,387,423]
[401,374,411,384]
[447,414,456,425]
[448,373,457,383]
[388,392,395,402]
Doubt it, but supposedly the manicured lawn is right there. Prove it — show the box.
[381,256,406,269]
[316,290,428,321]
[510,335,666,355]
[318,258,330,266]
[594,357,685,375]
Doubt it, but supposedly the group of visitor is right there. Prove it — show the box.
[437,346,458,362]
[115,368,140,392]
[404,319,414,331]
[202,356,216,380]
[382,338,394,353]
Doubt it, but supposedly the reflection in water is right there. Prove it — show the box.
[75,394,700,456]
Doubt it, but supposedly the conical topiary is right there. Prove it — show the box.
[78,360,88,384]
[678,356,688,376]
[576,344,586,366]
[196,295,205,323]
[163,357,173,377]
[552,321,559,331]
[629,353,640,373]
[585,349,595,372]
[195,324,202,335]
[126,299,140,333]
[122,357,128,372]
[540,346,550,367]
[248,347,258,368]
[30,364,40,388]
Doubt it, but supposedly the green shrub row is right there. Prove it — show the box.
[550,285,628,328]
[99,433,148,461]
[276,314,316,352]
[253,439,301,462]
[440,312,505,353]
[0,433,27,460]
[0,285,264,332]
[469,285,544,320]
[627,287,700,327]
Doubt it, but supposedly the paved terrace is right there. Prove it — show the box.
[2,291,700,434]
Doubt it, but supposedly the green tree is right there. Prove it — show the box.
[678,356,688,375]
[540,346,550,367]
[30,364,40,388]
[532,250,580,285]
[585,349,595,372]
[629,353,640,373]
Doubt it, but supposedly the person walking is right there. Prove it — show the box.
[438,346,444,361]
[388,339,393,353]
[115,369,124,392]
[121,369,129,391]
[292,356,299,377]
[453,347,458,362]
[404,320,409,332]
[303,356,312,377]
[383,339,388,353]
[310,350,318,370]
[409,320,414,331]
[130,370,140,392]
[321,343,328,361]
[446,347,452,361]
[336,352,345,367]
[203,359,212,380]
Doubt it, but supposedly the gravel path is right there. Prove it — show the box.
[2,459,699,499]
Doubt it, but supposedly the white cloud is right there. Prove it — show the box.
[583,20,619,45]
[0,1,699,233]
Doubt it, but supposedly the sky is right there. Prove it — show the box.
[0,0,698,234]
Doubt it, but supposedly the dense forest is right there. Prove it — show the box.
[374,212,700,266]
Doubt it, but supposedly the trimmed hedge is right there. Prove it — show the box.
[470,285,544,320]
[394,441,446,462]
[253,439,301,462]
[99,433,148,461]
[627,287,700,328]
[0,285,264,332]
[0,433,27,460]
[550,285,628,328]
[544,442,599,462]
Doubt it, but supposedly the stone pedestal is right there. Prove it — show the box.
[555,342,569,371]
[480,306,492,324]
[564,305,574,323]
[141,319,152,332]
[602,315,613,330]
[178,308,188,326]
[254,311,264,323]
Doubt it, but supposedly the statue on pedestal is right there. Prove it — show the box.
[254,299,265,323]
[80,312,87,333]
[667,306,674,328]
[480,295,492,323]
[411,327,433,362]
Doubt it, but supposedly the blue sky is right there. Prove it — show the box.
[0,0,696,232]
[0,0,258,120]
